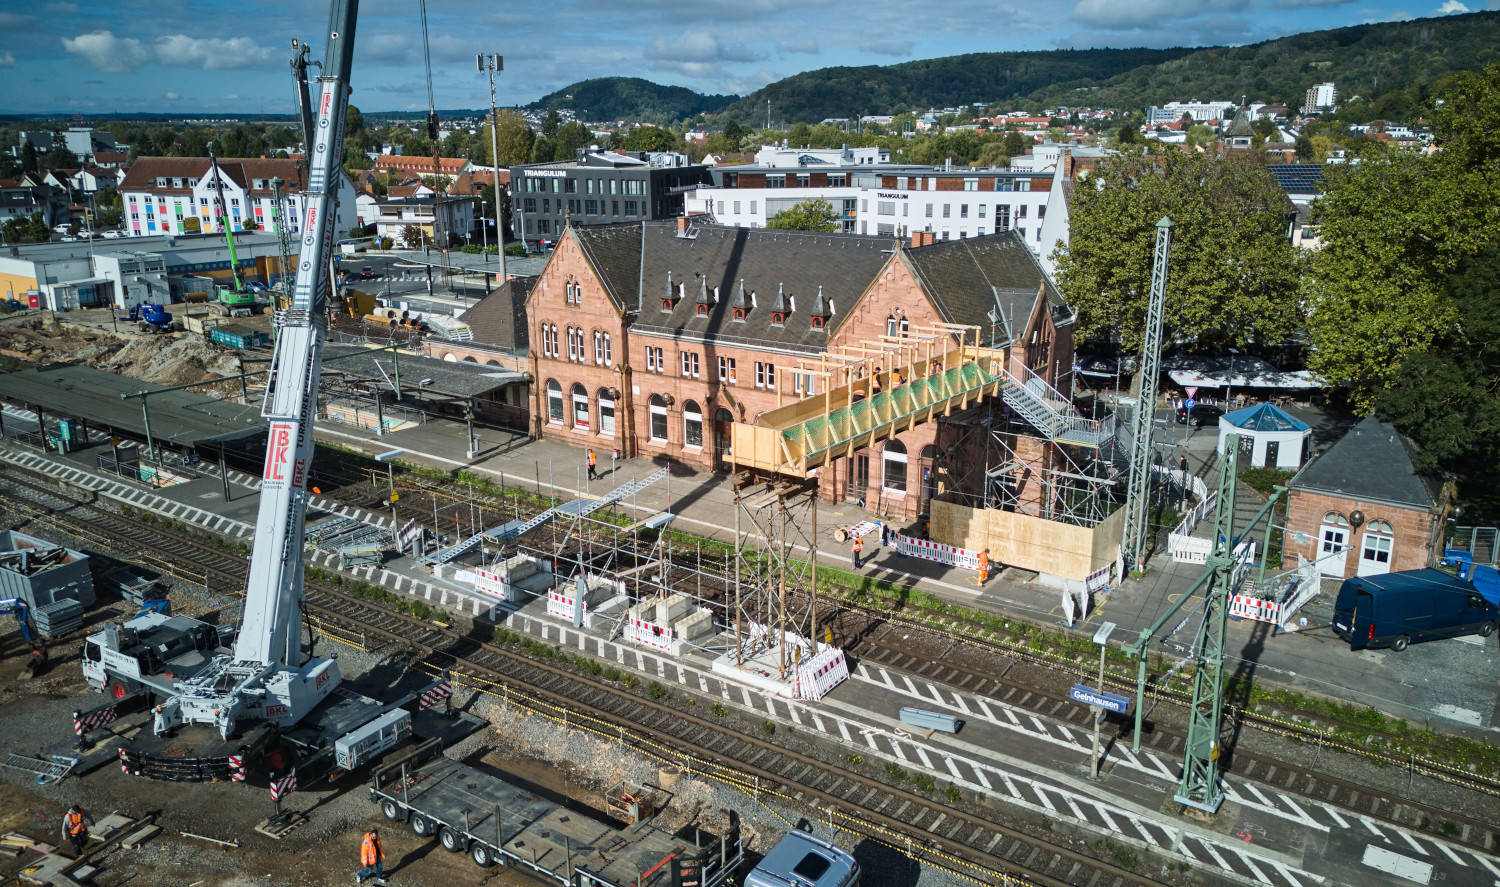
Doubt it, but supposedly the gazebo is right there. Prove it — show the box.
[1217,402,1311,469]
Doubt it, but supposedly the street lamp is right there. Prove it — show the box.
[1224,347,1240,410]
[477,53,507,285]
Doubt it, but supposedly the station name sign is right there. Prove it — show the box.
[1069,684,1131,714]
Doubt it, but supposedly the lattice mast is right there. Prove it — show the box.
[1121,218,1172,570]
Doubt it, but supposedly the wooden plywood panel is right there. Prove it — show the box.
[1091,507,1125,571]
[930,496,1112,582]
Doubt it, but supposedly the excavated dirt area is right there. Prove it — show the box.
[0,308,252,389]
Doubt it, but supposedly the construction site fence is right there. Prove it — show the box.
[1449,526,1500,566]
[308,615,1032,887]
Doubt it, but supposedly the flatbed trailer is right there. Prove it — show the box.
[370,738,742,886]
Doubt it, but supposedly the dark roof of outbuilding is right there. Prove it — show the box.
[900,233,1069,345]
[571,221,896,353]
[1291,416,1438,509]
[462,277,536,352]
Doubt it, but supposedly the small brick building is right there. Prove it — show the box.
[524,218,1075,518]
[1282,416,1452,579]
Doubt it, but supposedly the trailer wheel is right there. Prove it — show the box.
[1391,635,1410,652]
[410,814,434,838]
[471,844,493,868]
[381,799,404,822]
[439,826,465,853]
[1480,621,1496,638]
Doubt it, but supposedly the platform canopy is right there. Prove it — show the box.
[0,365,266,447]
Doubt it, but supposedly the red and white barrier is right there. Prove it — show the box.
[1229,595,1284,625]
[418,680,453,711]
[846,521,879,539]
[892,534,981,571]
[625,617,676,654]
[118,748,129,775]
[228,754,246,782]
[473,567,513,601]
[547,589,590,627]
[795,646,849,701]
[1085,564,1113,594]
[74,704,119,736]
[269,769,297,801]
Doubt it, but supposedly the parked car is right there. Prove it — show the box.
[1333,568,1498,651]
[1176,404,1225,427]
[1073,354,1119,378]
[59,235,78,242]
[244,281,269,294]
[100,230,121,239]
[360,266,376,279]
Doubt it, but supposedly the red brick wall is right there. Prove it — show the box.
[1282,488,1436,578]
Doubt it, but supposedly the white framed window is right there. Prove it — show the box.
[571,383,589,429]
[792,371,816,396]
[899,317,909,336]
[646,346,664,373]
[882,441,908,492]
[649,394,669,442]
[546,379,563,424]
[886,315,898,338]
[681,351,699,378]
[601,333,612,366]
[963,179,978,192]
[979,204,986,218]
[717,201,725,215]
[718,356,736,384]
[755,361,776,389]
[684,400,703,449]
[598,390,616,436]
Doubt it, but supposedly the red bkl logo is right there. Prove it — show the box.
[315,670,331,691]
[265,424,292,481]
[264,704,288,718]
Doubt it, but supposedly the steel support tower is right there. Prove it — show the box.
[1121,218,1172,570]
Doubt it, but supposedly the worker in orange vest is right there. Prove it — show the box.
[61,805,93,857]
[357,828,386,884]
[978,549,990,585]
[587,449,598,480]
[852,533,865,569]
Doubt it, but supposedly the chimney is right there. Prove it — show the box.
[1062,148,1074,179]
[911,230,935,249]
[677,216,689,233]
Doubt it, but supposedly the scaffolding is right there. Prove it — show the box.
[729,478,821,678]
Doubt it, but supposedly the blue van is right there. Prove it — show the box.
[746,830,860,887]
[1332,568,1499,652]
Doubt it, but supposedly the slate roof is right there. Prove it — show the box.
[1291,416,1437,509]
[119,157,313,197]
[570,221,895,354]
[462,277,536,352]
[900,233,1069,345]
[1223,402,1309,433]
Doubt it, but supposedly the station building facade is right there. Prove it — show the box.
[524,218,1075,518]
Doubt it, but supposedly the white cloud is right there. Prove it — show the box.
[1271,0,1352,9]
[0,52,14,68]
[155,35,275,70]
[1070,0,1248,29]
[1432,0,1469,12]
[645,30,763,63]
[776,40,819,55]
[0,12,31,28]
[62,30,147,73]
[165,92,179,100]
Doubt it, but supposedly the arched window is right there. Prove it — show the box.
[649,394,669,442]
[1368,519,1393,535]
[598,387,616,436]
[462,356,478,363]
[920,444,937,460]
[1322,511,1349,527]
[571,383,589,428]
[486,359,502,367]
[594,330,603,365]
[546,379,563,424]
[886,315,898,338]
[695,302,709,317]
[683,400,703,448]
[567,327,579,361]
[442,353,457,362]
[882,440,908,492]
[601,333,612,365]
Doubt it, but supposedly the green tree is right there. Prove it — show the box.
[1053,148,1302,351]
[401,224,425,249]
[1305,63,1500,406]
[1374,246,1500,472]
[722,119,746,145]
[542,110,561,139]
[1002,130,1027,157]
[487,110,535,167]
[346,105,365,134]
[788,122,812,146]
[766,198,838,232]
[1294,134,1313,161]
[623,126,678,152]
[93,188,123,229]
[1116,125,1137,145]
[20,143,38,174]
[552,122,592,161]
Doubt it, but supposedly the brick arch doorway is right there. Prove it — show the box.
[713,408,734,472]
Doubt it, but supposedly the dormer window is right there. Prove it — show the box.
[771,312,785,326]
[733,307,746,321]
[810,315,824,330]
[661,299,674,312]
[695,302,709,317]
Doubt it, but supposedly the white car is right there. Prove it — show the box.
[60,235,78,242]
[100,231,121,239]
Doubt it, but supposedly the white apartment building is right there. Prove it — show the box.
[1305,82,1337,113]
[687,164,1054,252]
[119,156,357,241]
[752,144,891,167]
[1146,101,1237,125]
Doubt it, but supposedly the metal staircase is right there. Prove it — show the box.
[997,364,1114,448]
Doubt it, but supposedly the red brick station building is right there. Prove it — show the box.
[525,218,1075,518]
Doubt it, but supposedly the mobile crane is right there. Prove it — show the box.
[207,146,259,318]
[82,0,374,746]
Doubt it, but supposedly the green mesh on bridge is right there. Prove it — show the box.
[781,364,995,460]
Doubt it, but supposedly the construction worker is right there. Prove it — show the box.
[357,828,386,885]
[852,532,865,569]
[871,374,883,397]
[978,549,990,585]
[587,449,598,481]
[61,805,93,857]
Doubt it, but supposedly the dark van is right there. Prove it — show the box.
[1332,569,1499,652]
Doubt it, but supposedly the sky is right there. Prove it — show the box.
[1,0,1496,116]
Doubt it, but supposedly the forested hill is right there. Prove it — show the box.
[723,48,1197,123]
[527,78,736,122]
[1030,11,1500,120]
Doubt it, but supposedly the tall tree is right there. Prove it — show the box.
[19,143,37,174]
[487,110,534,167]
[1053,148,1301,351]
[542,110,561,140]
[1305,61,1500,406]
[766,198,838,232]
[552,122,592,162]
[623,126,678,153]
